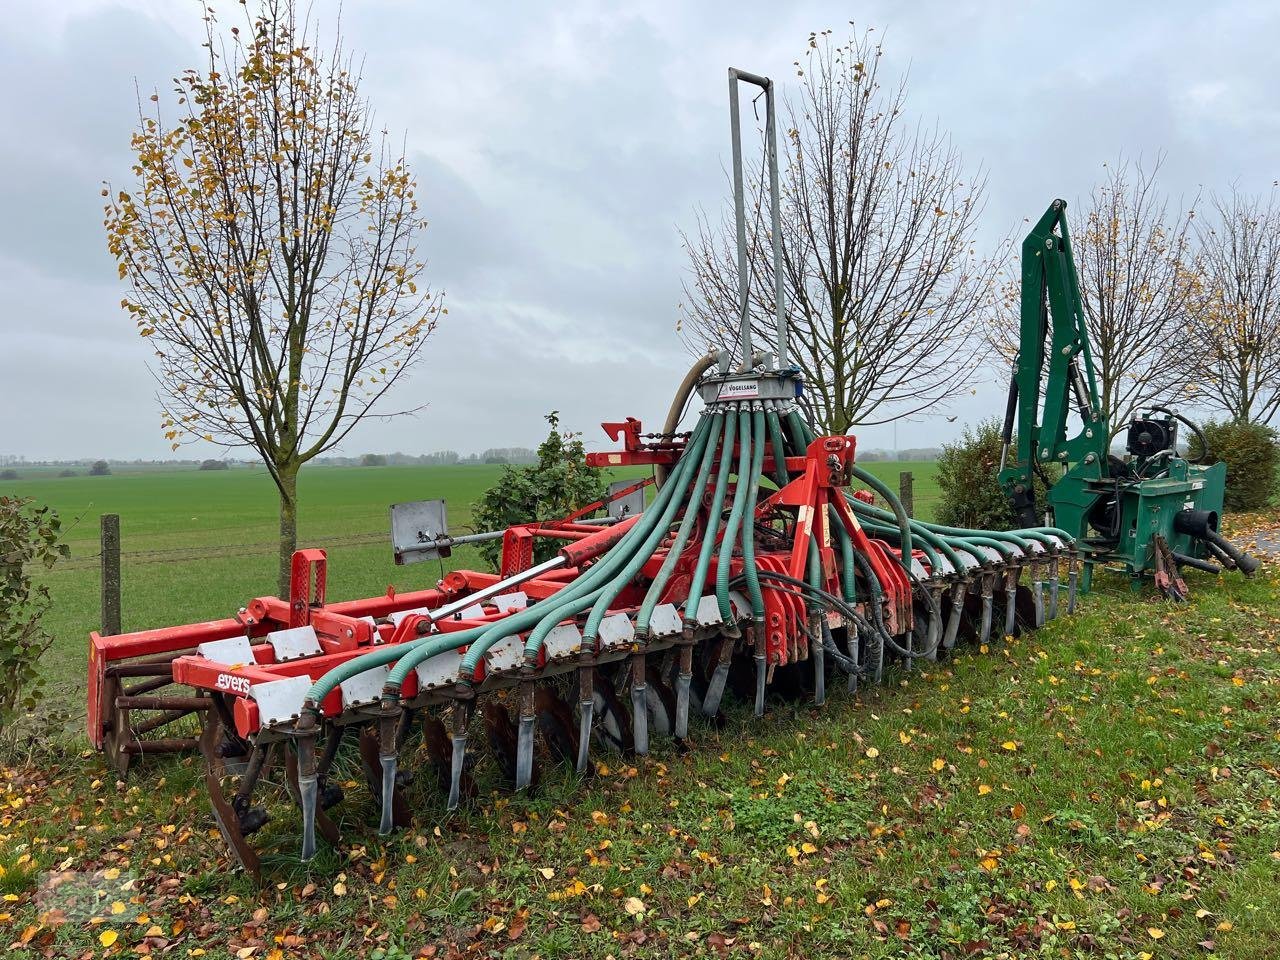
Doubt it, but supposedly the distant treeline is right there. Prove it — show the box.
[1,445,939,472]
[319,448,539,467]
[857,448,942,462]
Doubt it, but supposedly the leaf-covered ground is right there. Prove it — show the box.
[4,561,1279,959]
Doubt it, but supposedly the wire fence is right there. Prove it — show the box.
[64,472,942,575]
[57,530,395,571]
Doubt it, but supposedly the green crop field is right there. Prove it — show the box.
[3,459,940,707]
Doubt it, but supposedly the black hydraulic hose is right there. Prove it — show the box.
[1173,552,1223,574]
[742,563,941,662]
[1147,405,1212,464]
[1001,365,1019,449]
[730,575,869,677]
[1201,529,1260,577]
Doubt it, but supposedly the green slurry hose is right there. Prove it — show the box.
[715,406,755,629]
[636,411,725,637]
[684,409,738,627]
[579,417,712,646]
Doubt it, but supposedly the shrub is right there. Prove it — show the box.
[1188,420,1278,511]
[472,412,608,570]
[360,453,388,467]
[89,460,111,476]
[0,497,69,743]
[198,459,229,471]
[933,418,1054,531]
[57,469,78,478]
[0,470,17,481]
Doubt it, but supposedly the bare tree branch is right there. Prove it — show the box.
[681,28,997,433]
[103,0,442,591]
[1187,185,1280,425]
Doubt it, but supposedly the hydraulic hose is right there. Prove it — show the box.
[765,404,790,487]
[848,465,913,569]
[715,405,754,628]
[740,409,768,623]
[684,410,738,624]
[579,419,711,646]
[697,406,752,719]
[501,416,710,668]
[655,351,718,488]
[451,415,713,679]
[635,412,725,636]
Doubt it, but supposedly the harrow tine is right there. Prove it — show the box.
[358,725,411,830]
[284,745,340,848]
[1048,558,1060,620]
[846,626,859,694]
[673,646,693,741]
[630,655,649,756]
[575,663,595,775]
[752,627,767,717]
[1068,565,1079,614]
[812,621,826,707]
[942,584,964,651]
[979,592,993,645]
[515,681,536,791]
[575,703,594,774]
[924,588,942,661]
[447,701,473,812]
[702,638,733,717]
[1031,580,1045,628]
[1003,586,1017,638]
[295,718,320,864]
[377,704,400,836]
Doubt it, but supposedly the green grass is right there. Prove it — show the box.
[3,569,1278,957]
[3,460,939,704]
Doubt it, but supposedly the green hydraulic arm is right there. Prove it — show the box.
[997,199,1110,540]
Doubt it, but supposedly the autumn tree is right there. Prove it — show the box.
[682,29,996,433]
[105,0,442,593]
[990,159,1199,428]
[1187,186,1280,425]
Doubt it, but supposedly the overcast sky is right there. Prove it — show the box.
[2,0,1277,461]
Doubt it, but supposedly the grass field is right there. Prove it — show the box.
[3,559,1278,958]
[4,466,1280,957]
[3,459,941,708]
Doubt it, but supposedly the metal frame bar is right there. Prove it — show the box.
[728,68,788,370]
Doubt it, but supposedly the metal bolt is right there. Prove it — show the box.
[1062,346,1071,356]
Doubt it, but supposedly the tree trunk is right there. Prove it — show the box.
[276,462,299,599]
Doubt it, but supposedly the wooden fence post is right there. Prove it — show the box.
[898,471,914,518]
[101,514,121,636]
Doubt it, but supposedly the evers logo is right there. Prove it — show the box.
[215,673,251,695]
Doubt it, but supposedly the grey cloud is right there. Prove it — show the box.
[0,7,195,282]
[2,0,1278,460]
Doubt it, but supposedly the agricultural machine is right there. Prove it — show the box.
[997,199,1259,598]
[85,70,1252,879]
